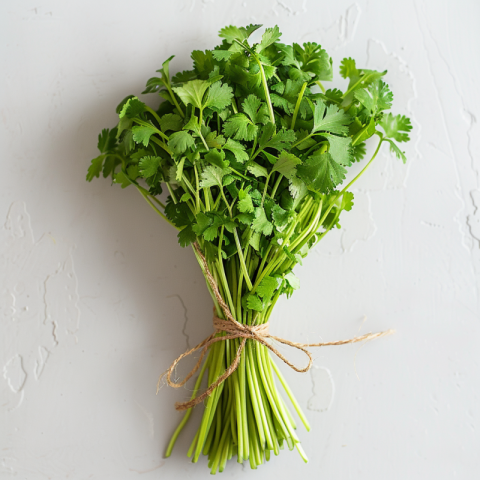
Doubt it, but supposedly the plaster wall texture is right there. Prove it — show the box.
[1,0,479,478]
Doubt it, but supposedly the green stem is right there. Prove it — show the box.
[165,352,211,457]
[137,187,178,229]
[291,82,307,130]
[315,80,326,93]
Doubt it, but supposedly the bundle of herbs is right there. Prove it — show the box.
[86,24,411,473]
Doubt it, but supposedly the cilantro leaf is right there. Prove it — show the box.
[178,225,196,247]
[258,123,296,151]
[97,128,118,153]
[238,188,254,213]
[251,207,273,236]
[257,276,280,300]
[311,100,351,135]
[223,138,249,162]
[168,131,195,155]
[354,80,393,114]
[323,134,353,166]
[86,155,105,181]
[247,162,268,178]
[339,57,358,79]
[172,77,222,109]
[206,131,226,148]
[223,113,257,141]
[205,149,229,169]
[379,113,412,142]
[132,125,157,147]
[219,25,249,43]
[160,114,183,132]
[352,142,367,162]
[200,165,227,188]
[256,25,281,53]
[384,139,407,163]
[271,151,301,179]
[242,95,270,125]
[204,81,234,112]
[119,97,146,119]
[272,204,289,229]
[139,156,163,178]
[297,152,346,193]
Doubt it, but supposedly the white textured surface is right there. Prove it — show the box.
[1,0,479,478]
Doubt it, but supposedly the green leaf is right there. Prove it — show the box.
[354,80,393,114]
[342,191,354,211]
[86,155,105,181]
[200,165,226,188]
[205,131,226,148]
[223,138,249,163]
[257,276,280,300]
[113,170,132,188]
[311,100,351,135]
[205,149,229,169]
[339,57,358,79]
[132,125,157,147]
[272,204,289,229]
[219,25,249,43]
[252,207,273,236]
[178,225,196,247]
[384,139,407,164]
[297,152,346,193]
[204,81,234,112]
[212,50,234,61]
[256,25,282,53]
[272,151,301,179]
[119,97,146,119]
[159,113,183,132]
[139,156,162,178]
[242,94,270,125]
[97,128,118,153]
[288,176,307,200]
[168,131,195,155]
[223,113,257,141]
[284,272,300,290]
[258,123,296,151]
[246,294,264,311]
[294,130,317,150]
[247,162,268,178]
[352,142,366,162]
[379,113,412,142]
[238,188,254,213]
[323,134,353,166]
[172,76,222,109]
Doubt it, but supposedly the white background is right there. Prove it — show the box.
[1,0,479,478]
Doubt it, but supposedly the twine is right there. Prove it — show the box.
[158,242,394,411]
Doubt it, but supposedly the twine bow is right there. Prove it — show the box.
[159,242,394,411]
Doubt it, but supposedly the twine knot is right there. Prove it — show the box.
[158,243,394,411]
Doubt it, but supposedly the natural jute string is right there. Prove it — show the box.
[158,242,394,411]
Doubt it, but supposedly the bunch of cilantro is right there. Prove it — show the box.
[87,24,411,473]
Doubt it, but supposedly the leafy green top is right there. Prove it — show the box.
[87,25,412,315]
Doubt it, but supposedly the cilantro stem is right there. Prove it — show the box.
[137,187,178,229]
[233,228,253,290]
[233,39,275,125]
[254,58,275,125]
[291,82,307,130]
[150,136,172,156]
[270,173,283,198]
[341,71,376,99]
[315,80,326,93]
[314,135,384,247]
[165,351,211,457]
[144,106,163,127]
[164,84,185,117]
